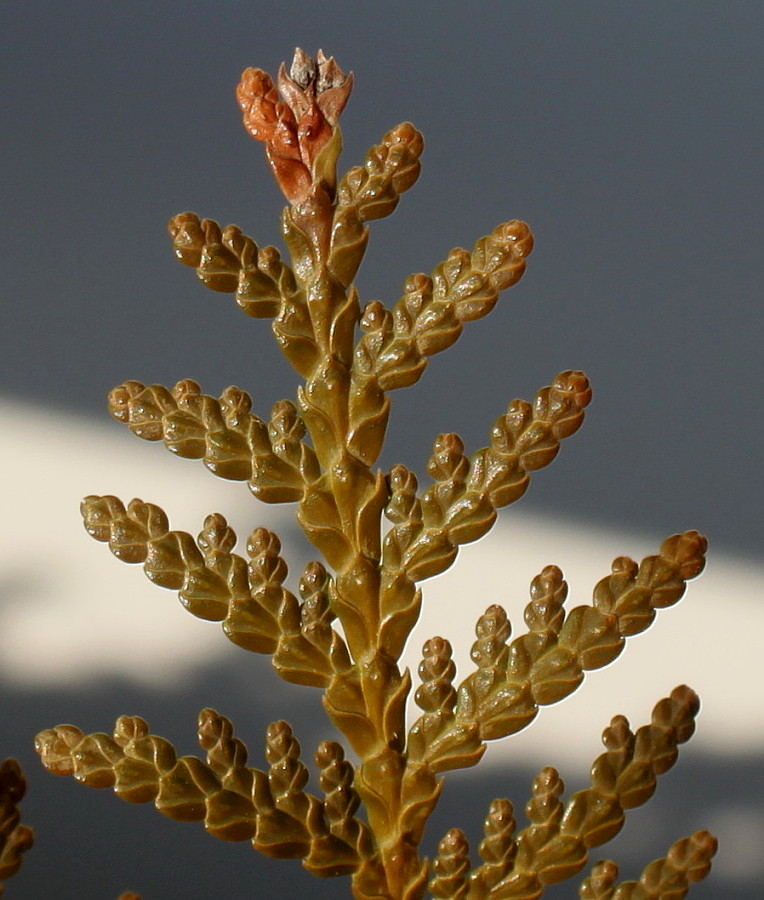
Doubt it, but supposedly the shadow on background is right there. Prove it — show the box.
[2,656,760,899]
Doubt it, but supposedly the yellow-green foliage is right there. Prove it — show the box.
[31,49,716,900]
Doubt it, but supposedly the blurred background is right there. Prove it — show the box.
[1,2,762,897]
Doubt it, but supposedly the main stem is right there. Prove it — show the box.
[288,196,424,899]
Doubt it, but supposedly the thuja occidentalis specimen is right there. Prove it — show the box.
[30,48,717,900]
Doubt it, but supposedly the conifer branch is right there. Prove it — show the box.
[33,48,717,900]
[108,380,319,502]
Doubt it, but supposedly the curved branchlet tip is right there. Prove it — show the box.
[378,464,427,648]
[374,469,424,660]
[336,122,425,223]
[380,372,590,588]
[384,464,422,535]
[422,434,478,535]
[415,637,458,715]
[648,684,701,766]
[33,725,85,777]
[353,220,534,393]
[575,687,700,841]
[257,398,321,501]
[648,830,718,892]
[579,831,717,899]
[0,759,34,889]
[167,212,298,317]
[399,431,496,580]
[197,708,251,796]
[473,369,592,500]
[429,828,471,898]
[524,565,568,633]
[236,49,352,205]
[590,530,708,639]
[448,605,520,743]
[512,766,578,888]
[107,379,319,502]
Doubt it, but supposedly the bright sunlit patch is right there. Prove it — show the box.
[1,399,761,765]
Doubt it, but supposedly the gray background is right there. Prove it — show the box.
[1,2,761,897]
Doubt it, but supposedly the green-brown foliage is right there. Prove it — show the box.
[33,48,716,899]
